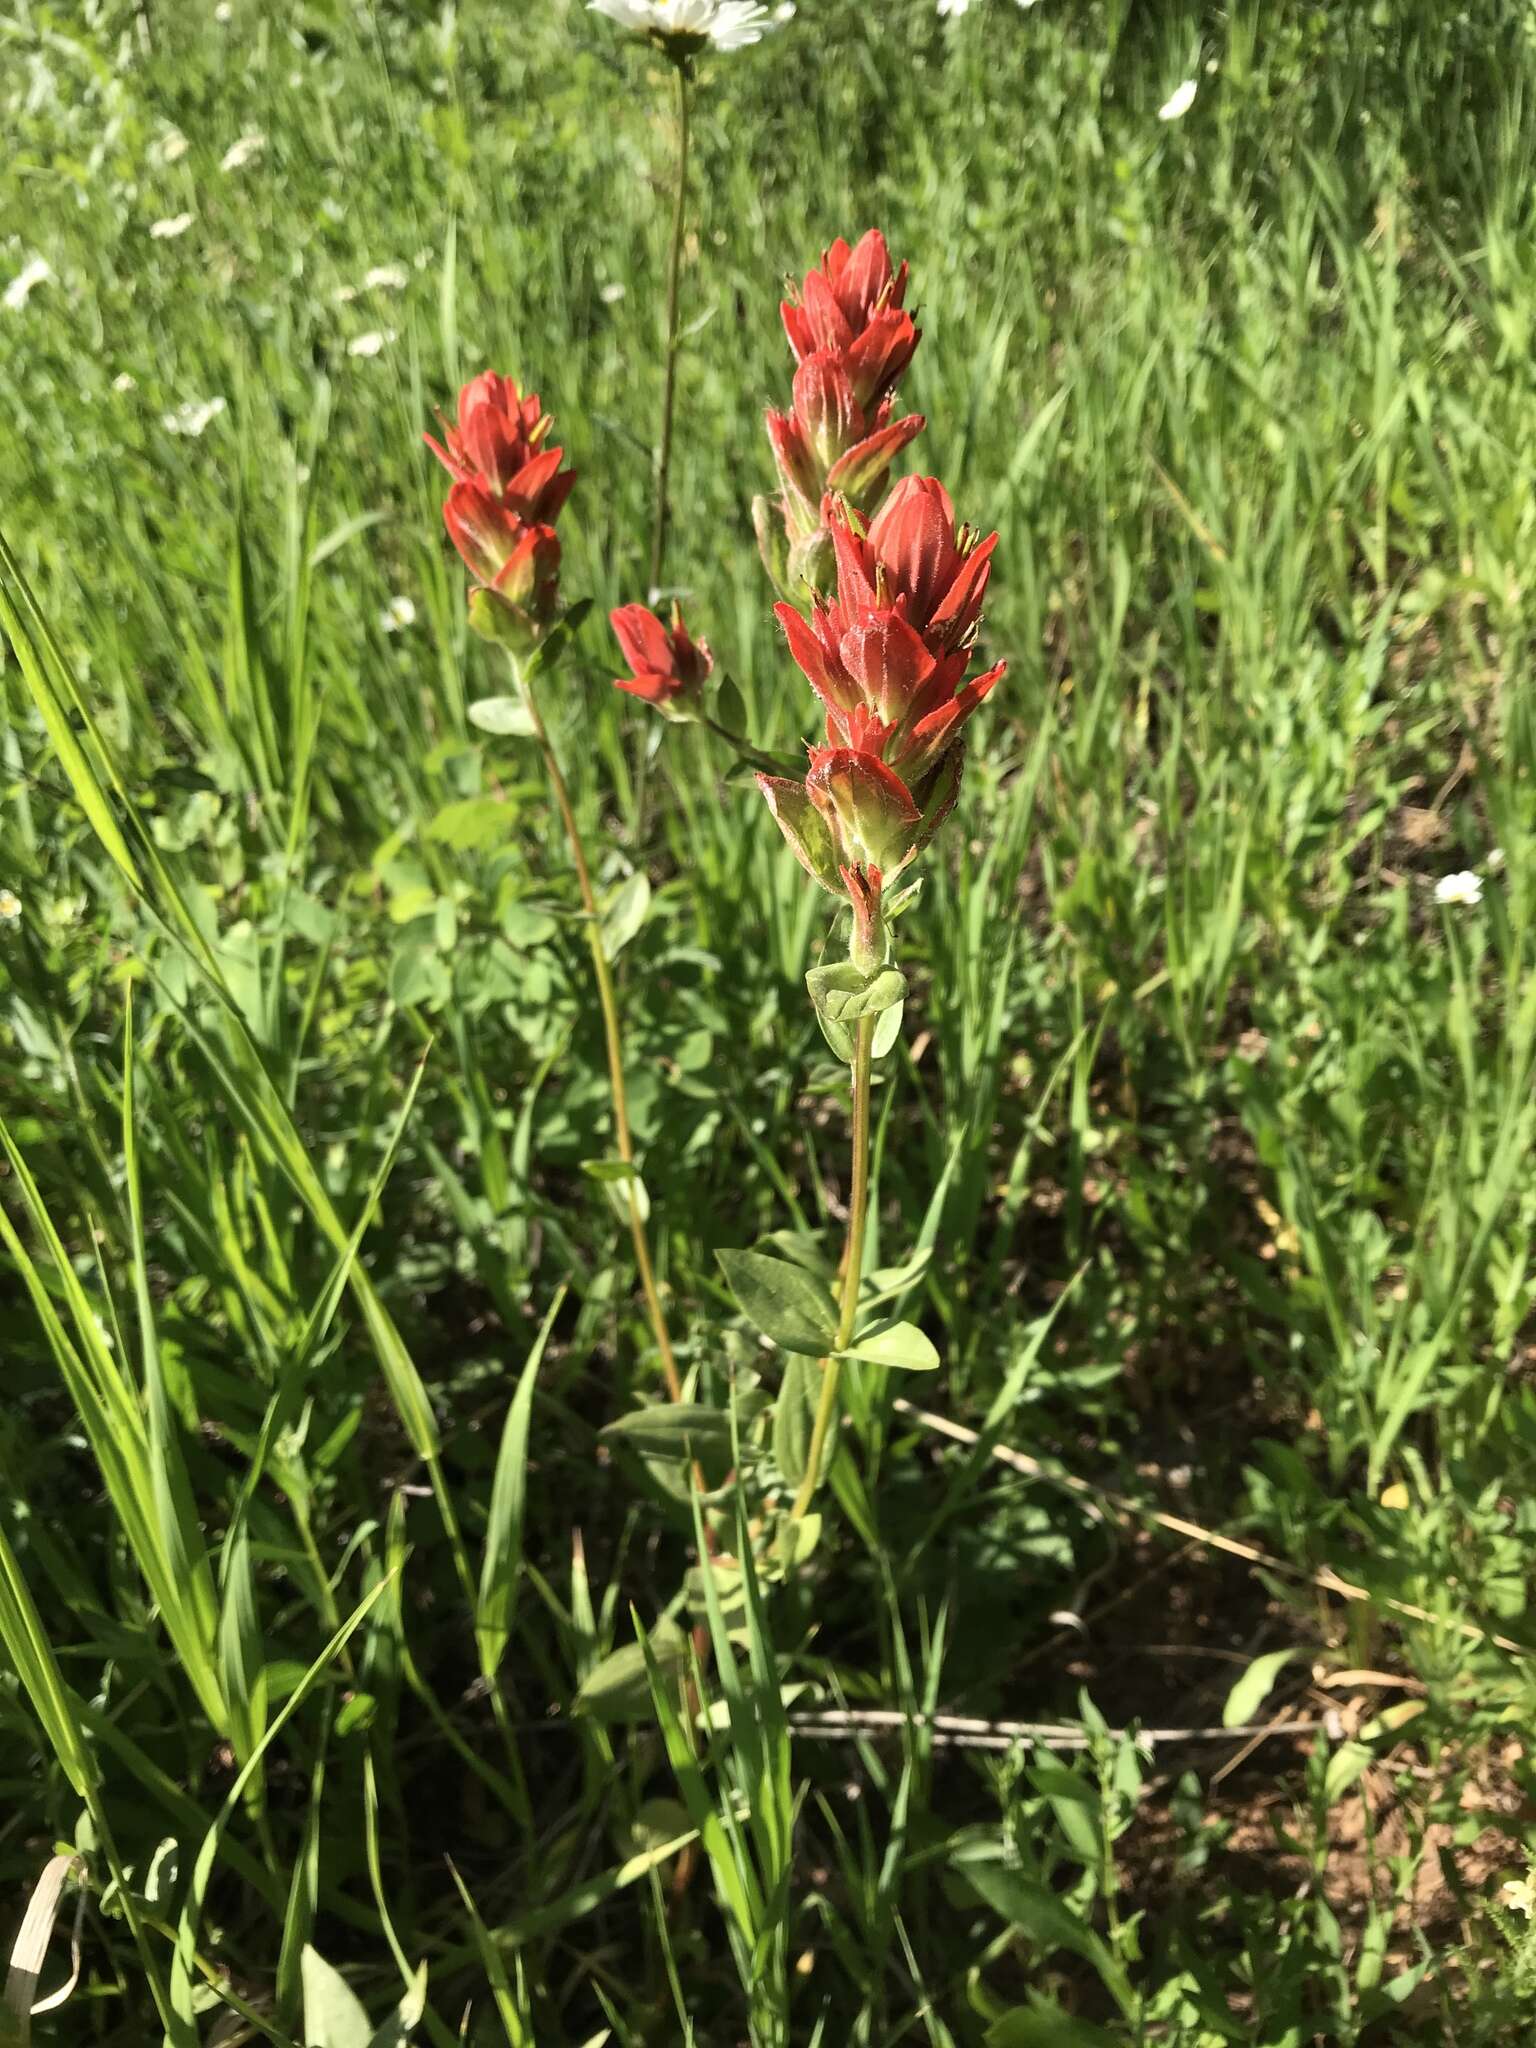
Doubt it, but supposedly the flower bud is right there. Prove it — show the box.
[610,602,712,722]
[806,745,921,877]
[756,773,843,894]
[787,524,836,599]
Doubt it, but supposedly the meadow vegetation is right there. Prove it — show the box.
[2,0,1536,2040]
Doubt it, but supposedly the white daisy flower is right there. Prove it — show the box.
[587,0,778,52]
[3,257,52,312]
[1434,870,1483,908]
[219,133,266,173]
[773,1,795,16]
[1158,80,1198,121]
[113,372,137,392]
[1487,846,1506,873]
[156,130,191,164]
[0,889,21,923]
[380,595,418,634]
[348,330,394,357]
[936,0,970,13]
[364,263,410,291]
[161,396,227,437]
[599,280,628,304]
[214,2,233,20]
[149,213,195,240]
[332,284,359,304]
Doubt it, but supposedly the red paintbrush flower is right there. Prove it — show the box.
[781,231,913,365]
[757,472,1002,954]
[765,351,924,548]
[426,371,576,524]
[430,371,576,649]
[773,478,1004,776]
[763,231,924,577]
[610,602,712,717]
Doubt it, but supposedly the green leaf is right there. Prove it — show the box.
[581,1157,643,1183]
[468,696,537,738]
[624,1798,693,1857]
[366,1965,427,2048]
[839,1320,940,1371]
[858,1246,933,1316]
[772,1354,819,1486]
[425,795,515,851]
[1222,1647,1295,1729]
[477,1290,563,1679]
[581,1157,650,1224]
[758,1230,836,1280]
[1026,1763,1101,1864]
[957,1857,1134,2014]
[806,961,907,1060]
[601,1405,732,1460]
[714,672,748,738]
[387,945,450,1009]
[1323,1739,1374,1804]
[301,1945,372,2048]
[601,872,652,959]
[771,1510,822,1572]
[573,1619,688,1724]
[872,996,905,1058]
[718,1248,837,1355]
[987,2005,1116,2048]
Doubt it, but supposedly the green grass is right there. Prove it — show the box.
[3,0,1536,2039]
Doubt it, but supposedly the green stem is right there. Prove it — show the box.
[648,61,691,597]
[512,655,683,1403]
[791,1010,875,1520]
[700,713,784,777]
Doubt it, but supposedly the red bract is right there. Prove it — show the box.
[781,231,912,365]
[426,371,576,524]
[764,230,924,563]
[766,353,924,548]
[431,370,576,648]
[773,479,1004,776]
[610,602,712,715]
[833,478,997,651]
[758,473,1002,929]
[442,480,557,605]
[755,727,964,908]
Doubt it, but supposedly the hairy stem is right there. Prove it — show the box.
[512,654,682,1401]
[791,1010,875,1519]
[648,61,691,596]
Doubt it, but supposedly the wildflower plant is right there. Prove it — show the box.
[609,227,1002,1546]
[427,372,686,1400]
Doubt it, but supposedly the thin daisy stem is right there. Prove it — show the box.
[648,59,691,596]
[511,652,683,1403]
[791,1011,875,1520]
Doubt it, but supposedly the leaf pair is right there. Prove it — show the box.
[718,1248,938,1370]
[805,959,906,1061]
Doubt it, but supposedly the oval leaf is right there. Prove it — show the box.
[601,873,652,959]
[468,696,538,738]
[302,1945,373,2048]
[1222,1646,1294,1729]
[602,1405,732,1459]
[573,1619,688,1724]
[772,1354,818,1486]
[718,1249,837,1356]
[840,1320,940,1371]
